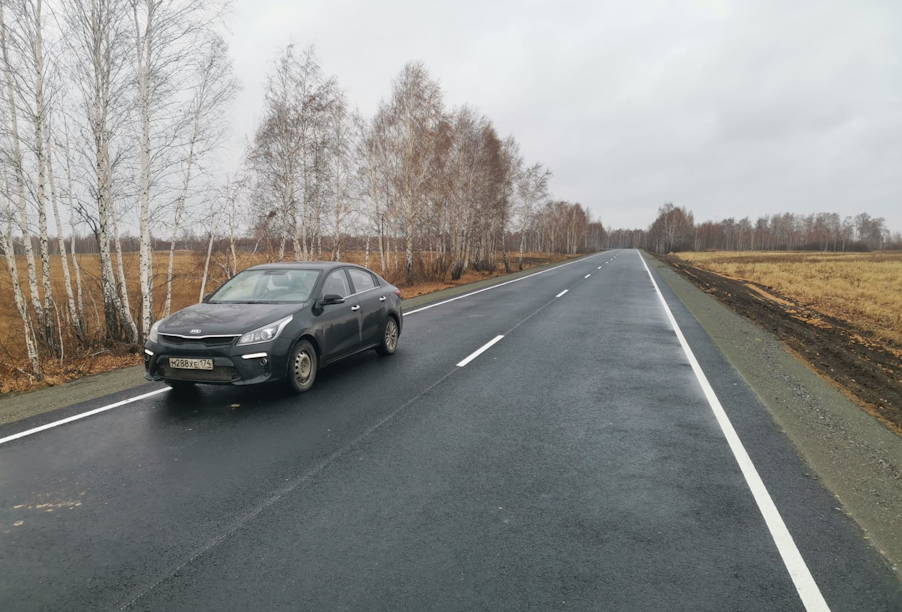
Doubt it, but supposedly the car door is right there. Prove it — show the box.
[347,267,385,347]
[318,268,361,362]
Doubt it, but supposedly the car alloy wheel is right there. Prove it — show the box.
[385,319,398,352]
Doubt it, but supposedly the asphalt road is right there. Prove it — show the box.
[1,250,899,611]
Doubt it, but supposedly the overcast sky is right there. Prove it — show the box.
[225,0,901,230]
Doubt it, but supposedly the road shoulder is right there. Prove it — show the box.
[0,254,590,428]
[645,252,902,576]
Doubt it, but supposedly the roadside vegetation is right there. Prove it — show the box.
[675,251,902,347]
[663,251,902,435]
[608,204,900,253]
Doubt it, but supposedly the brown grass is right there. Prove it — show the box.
[673,251,902,346]
[0,249,576,394]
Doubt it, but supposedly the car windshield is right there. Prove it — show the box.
[210,269,321,303]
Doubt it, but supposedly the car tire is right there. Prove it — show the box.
[376,316,399,356]
[287,339,317,394]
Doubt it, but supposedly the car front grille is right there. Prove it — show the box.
[161,335,236,348]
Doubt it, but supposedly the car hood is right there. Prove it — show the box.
[159,302,302,337]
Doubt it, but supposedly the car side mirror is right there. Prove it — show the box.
[202,293,213,303]
[320,293,345,305]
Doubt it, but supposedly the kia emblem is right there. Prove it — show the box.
[190,329,202,334]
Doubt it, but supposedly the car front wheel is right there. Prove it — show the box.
[376,316,399,356]
[287,339,317,394]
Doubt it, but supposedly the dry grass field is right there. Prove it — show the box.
[0,249,575,393]
[674,251,902,347]
[666,250,902,434]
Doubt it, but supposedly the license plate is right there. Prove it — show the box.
[169,358,213,370]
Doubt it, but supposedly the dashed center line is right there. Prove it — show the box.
[556,289,568,298]
[457,335,504,367]
[585,274,591,278]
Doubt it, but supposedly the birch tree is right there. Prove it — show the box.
[131,0,224,338]
[327,88,352,261]
[162,32,238,317]
[380,62,443,285]
[20,0,56,344]
[1,188,41,378]
[498,136,522,273]
[46,115,83,341]
[516,162,550,269]
[0,0,43,326]
[63,0,138,344]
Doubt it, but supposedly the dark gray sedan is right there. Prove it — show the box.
[143,262,403,393]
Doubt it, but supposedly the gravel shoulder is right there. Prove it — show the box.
[647,254,902,576]
[0,255,587,428]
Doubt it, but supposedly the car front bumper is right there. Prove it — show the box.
[143,338,291,386]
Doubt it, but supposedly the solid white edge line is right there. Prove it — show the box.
[637,250,830,612]
[556,289,568,298]
[456,335,504,367]
[404,252,607,316]
[0,387,172,446]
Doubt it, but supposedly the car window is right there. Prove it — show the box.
[211,271,258,301]
[322,269,351,298]
[348,268,377,293]
[211,269,320,303]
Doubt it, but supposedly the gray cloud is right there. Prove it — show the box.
[226,0,902,230]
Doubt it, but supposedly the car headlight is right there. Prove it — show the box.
[237,315,293,346]
[148,320,162,343]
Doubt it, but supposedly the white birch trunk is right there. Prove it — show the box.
[162,205,181,318]
[63,120,86,328]
[228,195,237,277]
[199,225,216,301]
[1,212,42,379]
[135,0,154,338]
[32,0,54,333]
[162,125,197,317]
[46,123,81,340]
[110,202,138,343]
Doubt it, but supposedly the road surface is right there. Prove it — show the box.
[1,250,899,611]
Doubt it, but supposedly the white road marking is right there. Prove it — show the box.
[405,252,608,316]
[457,335,504,367]
[556,289,568,298]
[638,250,830,612]
[598,266,602,269]
[0,388,171,446]
[585,274,591,278]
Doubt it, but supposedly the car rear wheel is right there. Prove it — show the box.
[376,317,399,356]
[287,339,317,394]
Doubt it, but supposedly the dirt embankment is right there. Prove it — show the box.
[659,255,902,435]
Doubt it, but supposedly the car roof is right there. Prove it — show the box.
[245,261,368,272]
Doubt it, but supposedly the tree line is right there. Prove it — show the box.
[0,5,600,383]
[607,204,901,253]
[241,48,600,286]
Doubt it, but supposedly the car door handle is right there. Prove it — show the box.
[379,296,386,302]
[351,305,360,311]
